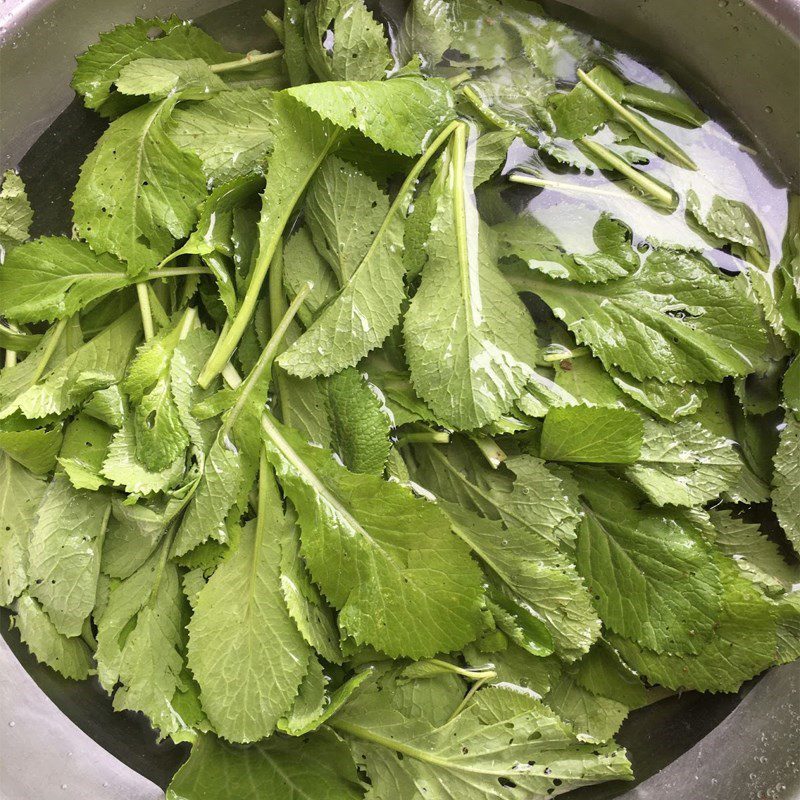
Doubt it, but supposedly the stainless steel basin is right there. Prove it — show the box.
[1,0,798,798]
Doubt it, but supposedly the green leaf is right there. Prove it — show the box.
[122,316,195,472]
[187,463,312,743]
[4,309,141,420]
[506,248,768,384]
[0,237,133,324]
[446,501,600,662]
[332,683,632,799]
[574,640,651,709]
[0,170,33,257]
[173,343,269,557]
[84,385,126,428]
[101,495,174,579]
[71,16,237,118]
[282,0,313,86]
[0,453,46,605]
[13,593,93,680]
[610,557,778,692]
[286,75,455,157]
[496,211,639,283]
[622,83,707,127]
[305,155,390,285]
[551,65,624,140]
[710,509,799,597]
[283,227,339,315]
[72,98,208,276]
[412,443,581,553]
[166,730,363,800]
[304,0,392,82]
[0,416,62,475]
[57,412,112,491]
[575,470,723,654]
[28,474,111,636]
[95,535,189,739]
[279,667,374,736]
[773,411,800,553]
[277,121,454,380]
[544,673,629,744]
[197,94,340,387]
[169,88,275,184]
[102,415,187,495]
[465,641,561,697]
[279,506,342,664]
[687,191,769,256]
[261,412,485,658]
[540,405,644,464]
[404,127,540,429]
[115,57,226,100]
[325,368,391,475]
[472,130,516,187]
[161,176,263,301]
[625,418,741,506]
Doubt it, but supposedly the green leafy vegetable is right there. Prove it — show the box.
[404,125,540,429]
[1,4,797,796]
[261,412,484,658]
[540,404,644,464]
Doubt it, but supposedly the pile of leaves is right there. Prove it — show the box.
[1,1,798,797]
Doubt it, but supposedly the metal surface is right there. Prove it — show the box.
[1,1,799,799]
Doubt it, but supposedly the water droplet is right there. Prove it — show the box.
[764,105,773,114]
[8,721,15,727]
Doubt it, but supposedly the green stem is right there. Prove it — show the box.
[396,431,451,446]
[198,135,340,388]
[145,265,213,280]
[29,318,68,385]
[210,50,284,73]
[136,283,155,341]
[4,349,16,368]
[579,137,676,207]
[508,172,633,200]
[424,657,497,681]
[222,278,313,437]
[177,306,198,341]
[446,677,488,723]
[263,10,285,43]
[221,362,243,389]
[468,433,507,468]
[447,70,471,89]
[577,68,697,170]
[541,344,590,363]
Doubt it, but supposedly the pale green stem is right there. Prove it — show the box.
[29,318,68,385]
[210,49,284,73]
[145,265,213,280]
[396,431,451,446]
[423,657,497,681]
[509,172,634,200]
[177,306,198,341]
[221,280,313,437]
[468,433,507,468]
[221,362,243,389]
[446,677,489,723]
[579,137,676,207]
[541,345,590,363]
[136,283,155,341]
[4,350,16,368]
[577,68,697,170]
[447,70,471,89]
